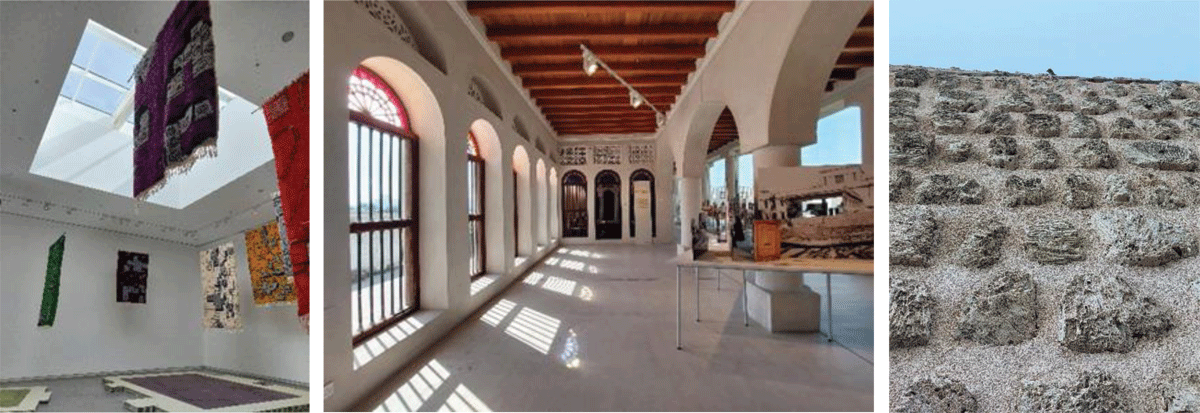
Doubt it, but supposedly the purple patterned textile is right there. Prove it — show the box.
[133,0,219,200]
[123,373,294,409]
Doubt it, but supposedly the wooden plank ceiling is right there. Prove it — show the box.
[826,6,873,92]
[468,1,734,135]
[707,5,873,155]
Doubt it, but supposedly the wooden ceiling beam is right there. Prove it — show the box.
[858,12,873,28]
[513,61,695,76]
[544,108,652,115]
[549,115,658,122]
[502,44,707,61]
[554,123,658,130]
[537,96,675,107]
[468,1,735,17]
[530,86,680,98]
[550,111,658,118]
[487,24,718,42]
[523,74,687,89]
[558,130,658,135]
[835,54,873,69]
[559,127,662,132]
[830,68,857,81]
[843,34,873,51]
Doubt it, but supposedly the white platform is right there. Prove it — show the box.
[0,386,51,413]
[103,371,308,412]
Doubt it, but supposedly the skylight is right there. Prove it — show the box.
[31,20,271,209]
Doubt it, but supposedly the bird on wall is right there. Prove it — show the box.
[1047,68,1056,76]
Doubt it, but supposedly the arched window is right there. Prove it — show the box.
[348,67,418,345]
[629,169,656,238]
[467,132,485,278]
[513,167,519,254]
[595,170,621,240]
[561,171,588,237]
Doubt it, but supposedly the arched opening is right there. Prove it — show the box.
[347,66,418,344]
[466,131,485,278]
[535,158,548,247]
[549,167,559,240]
[511,146,531,258]
[594,170,621,240]
[629,169,656,238]
[469,119,503,276]
[561,170,588,238]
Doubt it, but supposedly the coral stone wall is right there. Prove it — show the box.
[888,66,1200,413]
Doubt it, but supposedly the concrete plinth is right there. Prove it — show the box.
[746,272,820,332]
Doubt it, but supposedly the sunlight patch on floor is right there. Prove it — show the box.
[355,316,427,370]
[503,307,562,354]
[375,359,452,412]
[541,276,577,296]
[523,271,546,286]
[480,299,516,327]
[437,384,492,412]
[557,259,586,272]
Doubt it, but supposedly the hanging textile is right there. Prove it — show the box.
[263,72,309,330]
[37,234,66,327]
[132,0,219,200]
[273,193,293,278]
[244,219,296,306]
[200,242,241,330]
[116,251,149,304]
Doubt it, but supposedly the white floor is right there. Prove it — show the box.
[357,244,874,412]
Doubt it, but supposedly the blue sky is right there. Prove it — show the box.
[805,106,863,166]
[892,0,1200,81]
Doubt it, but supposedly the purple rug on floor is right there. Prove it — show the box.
[123,373,293,409]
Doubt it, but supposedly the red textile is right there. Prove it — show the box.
[263,73,309,329]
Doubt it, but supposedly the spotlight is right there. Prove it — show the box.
[629,91,645,109]
[656,112,666,127]
[581,50,600,76]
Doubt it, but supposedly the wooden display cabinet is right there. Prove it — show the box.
[753,220,781,262]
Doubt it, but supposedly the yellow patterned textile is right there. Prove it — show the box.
[244,220,297,305]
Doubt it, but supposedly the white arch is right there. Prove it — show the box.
[470,119,503,274]
[357,56,449,310]
[535,158,548,247]
[511,145,532,259]
[549,166,559,240]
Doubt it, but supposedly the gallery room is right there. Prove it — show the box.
[0,1,310,411]
[324,1,875,411]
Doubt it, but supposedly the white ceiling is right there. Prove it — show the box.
[0,1,309,246]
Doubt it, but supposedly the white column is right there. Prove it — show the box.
[744,143,819,332]
[677,176,702,258]
[724,150,737,241]
[752,144,805,291]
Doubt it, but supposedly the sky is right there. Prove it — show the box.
[891,0,1200,81]
[805,106,863,166]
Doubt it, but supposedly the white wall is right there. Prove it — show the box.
[556,138,674,244]
[0,213,309,383]
[0,213,202,379]
[199,231,309,383]
[324,2,561,410]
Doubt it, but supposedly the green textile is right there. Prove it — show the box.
[37,234,66,327]
[0,388,31,408]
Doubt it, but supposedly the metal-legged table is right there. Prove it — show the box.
[670,256,872,351]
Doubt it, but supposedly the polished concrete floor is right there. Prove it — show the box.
[359,244,874,412]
